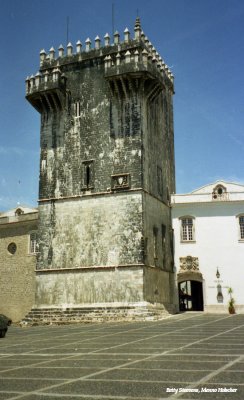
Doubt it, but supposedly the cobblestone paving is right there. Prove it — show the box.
[0,313,244,399]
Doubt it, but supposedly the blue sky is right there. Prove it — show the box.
[0,0,243,211]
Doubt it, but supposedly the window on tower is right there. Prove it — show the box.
[82,160,94,190]
[161,224,166,268]
[153,227,158,261]
[74,101,81,118]
[157,166,163,197]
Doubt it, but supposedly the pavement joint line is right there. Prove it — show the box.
[0,313,191,352]
[0,314,198,360]
[4,314,240,399]
[76,314,235,355]
[15,318,170,343]
[0,312,239,398]
[169,355,244,398]
[1,377,214,384]
[0,314,193,373]
[0,377,66,381]
[0,366,222,371]
[0,320,153,350]
[0,392,169,400]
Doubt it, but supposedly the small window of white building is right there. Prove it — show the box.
[212,184,227,200]
[180,217,195,242]
[29,231,38,254]
[15,208,24,216]
[239,216,244,240]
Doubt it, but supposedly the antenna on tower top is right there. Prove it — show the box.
[66,16,70,45]
[112,3,115,35]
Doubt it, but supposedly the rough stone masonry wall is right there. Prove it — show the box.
[26,26,177,313]
[36,193,144,306]
[39,59,142,201]
[142,86,175,202]
[37,193,143,270]
[137,65,177,311]
[35,51,145,307]
[0,221,37,321]
[142,193,178,312]
[35,267,144,307]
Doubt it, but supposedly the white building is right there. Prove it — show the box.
[171,181,244,313]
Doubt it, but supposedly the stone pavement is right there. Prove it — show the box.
[0,313,244,400]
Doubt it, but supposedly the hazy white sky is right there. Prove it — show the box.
[0,0,244,210]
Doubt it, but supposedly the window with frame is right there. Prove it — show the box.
[29,232,38,254]
[181,217,195,242]
[239,216,244,240]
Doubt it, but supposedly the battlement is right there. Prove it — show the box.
[26,18,174,106]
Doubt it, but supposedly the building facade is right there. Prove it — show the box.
[25,18,177,319]
[171,181,244,313]
[0,206,38,321]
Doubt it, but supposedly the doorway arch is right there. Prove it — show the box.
[178,280,204,311]
[177,255,204,311]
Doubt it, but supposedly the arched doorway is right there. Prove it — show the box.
[177,256,204,312]
[179,280,203,311]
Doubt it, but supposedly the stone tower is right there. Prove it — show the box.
[26,18,177,321]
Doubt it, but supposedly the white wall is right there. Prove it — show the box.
[172,201,244,311]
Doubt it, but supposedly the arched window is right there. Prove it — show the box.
[180,216,195,242]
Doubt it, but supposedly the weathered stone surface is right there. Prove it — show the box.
[0,209,37,322]
[25,19,177,322]
[35,267,144,306]
[37,193,143,270]
[21,303,169,326]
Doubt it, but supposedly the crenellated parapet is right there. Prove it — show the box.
[26,18,174,112]
[25,69,67,113]
[104,47,173,102]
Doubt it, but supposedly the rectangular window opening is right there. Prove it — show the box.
[153,227,158,260]
[82,160,94,190]
[162,224,166,268]
[181,218,194,242]
[240,216,244,239]
[29,232,38,254]
[75,101,81,118]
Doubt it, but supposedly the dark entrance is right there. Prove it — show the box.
[179,280,203,311]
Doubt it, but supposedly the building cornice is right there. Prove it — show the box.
[38,188,169,206]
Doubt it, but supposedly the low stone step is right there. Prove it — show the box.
[21,305,170,326]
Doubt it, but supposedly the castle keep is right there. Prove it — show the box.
[25,18,177,321]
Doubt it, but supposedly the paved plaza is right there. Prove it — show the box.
[0,313,244,399]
